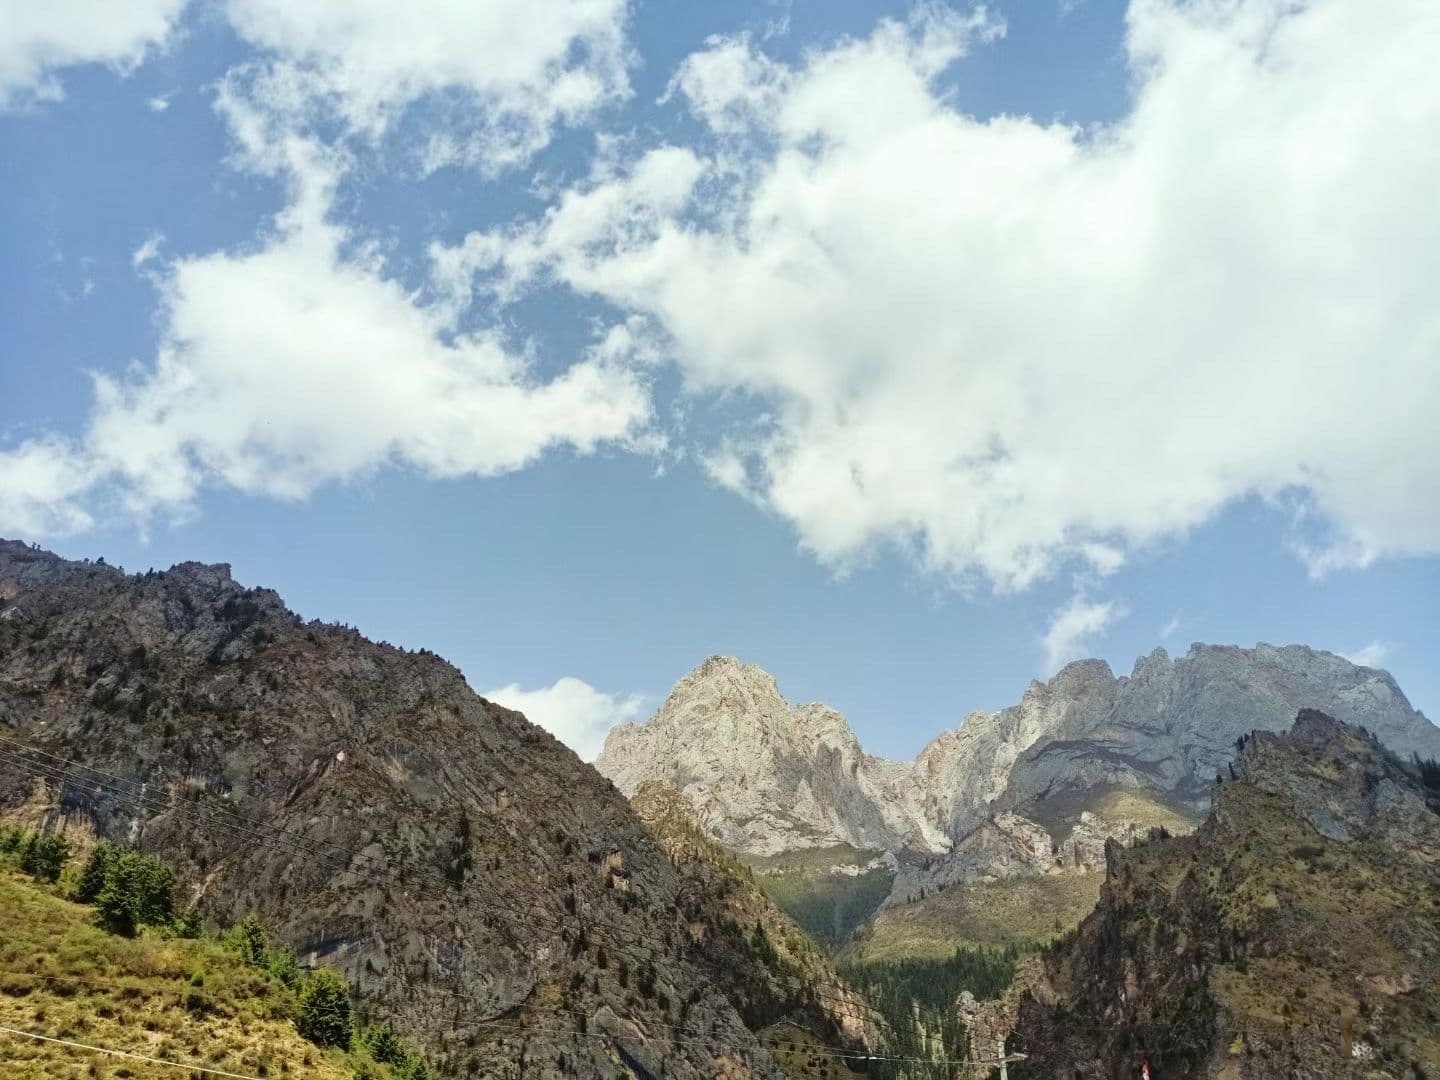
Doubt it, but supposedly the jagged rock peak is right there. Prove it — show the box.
[597,656,934,856]
[598,642,1440,866]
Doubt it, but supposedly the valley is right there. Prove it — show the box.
[3,539,1438,1078]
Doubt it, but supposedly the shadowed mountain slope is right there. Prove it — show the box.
[0,539,870,1079]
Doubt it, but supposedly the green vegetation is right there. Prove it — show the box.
[0,825,430,1079]
[741,846,896,950]
[297,968,355,1049]
[844,872,1103,962]
[836,946,1020,1079]
[19,832,72,883]
[94,850,177,936]
[758,866,895,950]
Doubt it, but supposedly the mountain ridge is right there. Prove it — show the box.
[598,644,1438,862]
[0,538,864,1079]
[1009,709,1440,1076]
[597,644,1440,957]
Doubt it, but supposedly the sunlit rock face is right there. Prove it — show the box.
[598,644,1440,884]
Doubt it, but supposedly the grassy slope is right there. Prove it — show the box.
[1022,786,1199,838]
[0,867,354,1079]
[842,872,1104,962]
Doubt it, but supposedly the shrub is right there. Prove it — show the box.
[74,842,117,903]
[171,907,203,939]
[95,852,176,936]
[21,832,71,882]
[364,1024,430,1079]
[365,1023,408,1066]
[296,968,352,1048]
[266,944,299,987]
[229,914,270,967]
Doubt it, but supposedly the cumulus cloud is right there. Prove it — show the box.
[0,0,656,538]
[220,0,631,173]
[1343,640,1392,670]
[1042,593,1126,675]
[483,676,647,761]
[0,139,653,535]
[0,438,96,537]
[0,0,188,108]
[443,0,1440,590]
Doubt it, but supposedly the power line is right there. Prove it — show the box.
[0,1022,266,1080]
[0,738,926,1049]
[0,967,995,1074]
[0,739,906,1052]
[0,739,900,1029]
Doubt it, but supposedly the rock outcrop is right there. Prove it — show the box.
[1010,711,1440,1077]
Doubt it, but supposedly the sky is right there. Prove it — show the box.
[2,0,1438,762]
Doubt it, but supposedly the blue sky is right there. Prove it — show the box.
[3,0,1437,760]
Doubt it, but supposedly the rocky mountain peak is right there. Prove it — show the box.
[1012,711,1440,1076]
[598,642,1440,872]
[597,656,933,856]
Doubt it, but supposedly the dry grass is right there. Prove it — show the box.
[0,868,353,1079]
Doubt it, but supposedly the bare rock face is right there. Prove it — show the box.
[0,540,799,1080]
[597,656,943,856]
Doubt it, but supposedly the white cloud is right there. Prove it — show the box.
[483,676,647,761]
[445,0,1440,590]
[1041,593,1126,675]
[1159,613,1182,641]
[1343,640,1392,670]
[0,138,653,535]
[147,94,170,112]
[0,438,95,536]
[0,0,188,108]
[131,233,164,268]
[219,0,631,173]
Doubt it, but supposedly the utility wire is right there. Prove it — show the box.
[0,967,1003,1073]
[0,739,907,1049]
[0,738,931,1046]
[0,1022,266,1080]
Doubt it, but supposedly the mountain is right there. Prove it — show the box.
[597,648,1440,956]
[0,540,871,1079]
[1007,710,1440,1077]
[597,656,943,857]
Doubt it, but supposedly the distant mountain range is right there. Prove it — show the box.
[596,647,1440,954]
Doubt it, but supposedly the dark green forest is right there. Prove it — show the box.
[840,945,1021,1076]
